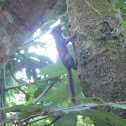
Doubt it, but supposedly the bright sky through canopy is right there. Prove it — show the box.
[16,20,61,80]
[28,19,61,63]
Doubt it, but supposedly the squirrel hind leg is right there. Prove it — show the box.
[71,96,76,104]
[65,53,77,70]
[69,56,77,70]
[73,58,78,70]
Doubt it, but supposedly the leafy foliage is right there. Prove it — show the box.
[111,0,126,35]
[1,102,126,126]
[3,1,126,126]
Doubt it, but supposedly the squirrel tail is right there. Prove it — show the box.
[67,69,76,104]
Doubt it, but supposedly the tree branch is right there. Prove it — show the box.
[85,0,103,16]
[33,78,59,104]
[28,116,49,124]
[8,62,20,83]
[5,76,60,91]
[22,32,48,46]
[18,50,31,62]
[47,116,62,126]
[2,101,126,125]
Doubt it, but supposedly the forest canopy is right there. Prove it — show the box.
[0,0,126,126]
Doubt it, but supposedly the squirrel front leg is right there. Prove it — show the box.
[61,25,76,45]
[65,33,76,45]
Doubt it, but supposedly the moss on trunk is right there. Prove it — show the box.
[69,0,126,117]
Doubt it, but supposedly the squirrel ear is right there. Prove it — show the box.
[61,26,66,31]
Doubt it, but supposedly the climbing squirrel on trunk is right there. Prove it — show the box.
[51,24,77,104]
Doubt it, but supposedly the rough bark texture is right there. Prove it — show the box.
[0,0,65,71]
[68,0,126,117]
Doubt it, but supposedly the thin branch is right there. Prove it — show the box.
[5,76,60,91]
[0,116,17,126]
[48,116,62,126]
[41,116,62,126]
[22,32,49,46]
[33,78,59,104]
[67,0,69,15]
[9,116,49,126]
[8,62,20,83]
[28,116,49,124]
[85,0,103,16]
[20,112,50,124]
[48,101,126,114]
[8,101,126,125]
[18,88,26,94]
[18,50,31,62]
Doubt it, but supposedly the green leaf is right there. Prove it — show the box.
[82,109,126,126]
[1,103,126,126]
[26,85,38,94]
[6,102,9,107]
[121,14,126,21]
[115,1,125,9]
[43,102,57,110]
[110,9,118,14]
[26,93,30,101]
[72,69,82,102]
[54,114,77,126]
[39,62,67,79]
[120,8,126,14]
[11,102,16,106]
[117,21,126,34]
[39,62,82,105]
[25,97,35,104]
[41,78,69,104]
[77,116,94,126]
[57,3,67,15]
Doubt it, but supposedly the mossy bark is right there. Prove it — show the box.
[69,0,126,117]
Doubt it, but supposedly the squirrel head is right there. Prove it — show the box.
[51,24,66,35]
[61,26,66,31]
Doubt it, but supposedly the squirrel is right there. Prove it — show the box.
[51,24,77,104]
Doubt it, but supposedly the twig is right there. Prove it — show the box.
[17,50,31,62]
[44,116,62,126]
[33,78,59,104]
[5,76,60,91]
[18,88,26,94]
[0,115,18,126]
[85,0,103,16]
[67,0,69,15]
[9,101,126,125]
[8,62,20,83]
[22,31,49,46]
[20,112,50,124]
[28,116,49,124]
[47,101,126,114]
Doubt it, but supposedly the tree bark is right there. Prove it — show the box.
[0,0,65,71]
[68,0,126,117]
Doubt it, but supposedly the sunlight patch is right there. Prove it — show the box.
[30,57,40,61]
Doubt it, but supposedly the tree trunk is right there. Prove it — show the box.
[69,0,126,117]
[0,0,65,71]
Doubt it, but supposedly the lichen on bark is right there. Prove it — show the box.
[68,0,126,117]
